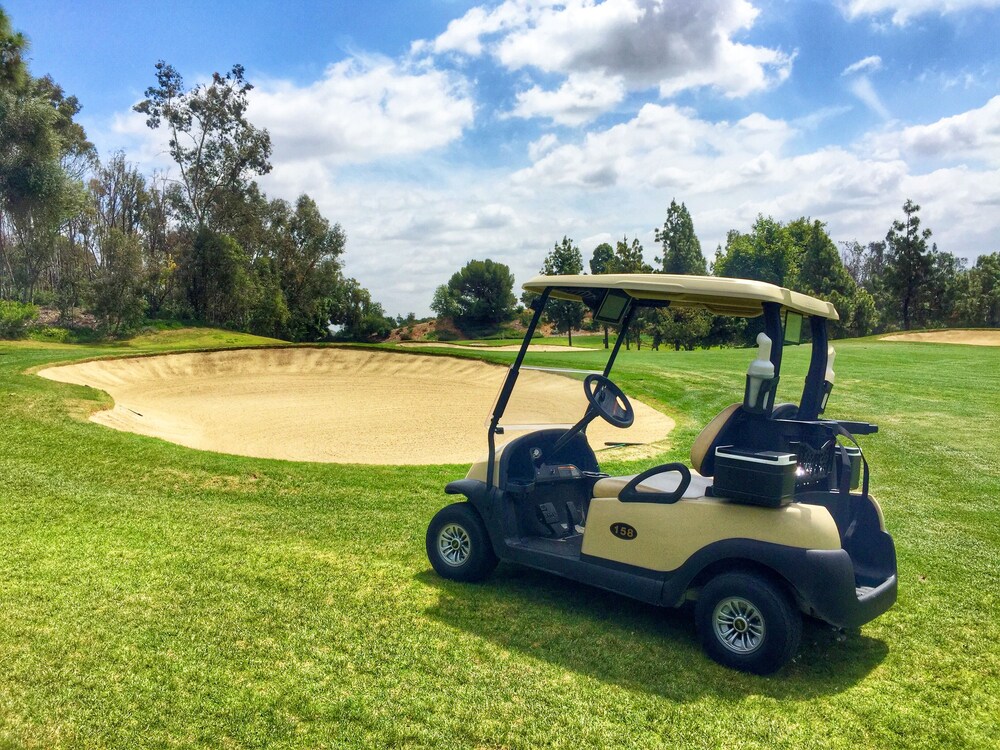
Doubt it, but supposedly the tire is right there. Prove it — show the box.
[695,572,802,675]
[426,502,499,583]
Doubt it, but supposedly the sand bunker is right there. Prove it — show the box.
[881,329,1000,346]
[38,348,674,465]
[398,342,588,352]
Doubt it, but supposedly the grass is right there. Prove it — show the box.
[1,330,998,748]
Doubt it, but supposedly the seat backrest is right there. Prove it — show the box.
[691,402,801,476]
[690,403,741,475]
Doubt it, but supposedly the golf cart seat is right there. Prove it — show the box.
[689,401,801,476]
[594,399,802,502]
[593,468,712,500]
[591,403,746,501]
[691,403,742,475]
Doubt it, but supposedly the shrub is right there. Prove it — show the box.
[0,301,39,339]
[27,326,71,344]
[427,329,459,342]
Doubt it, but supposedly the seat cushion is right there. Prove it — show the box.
[690,403,741,474]
[593,468,713,500]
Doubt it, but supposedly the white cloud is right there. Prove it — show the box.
[528,133,560,160]
[868,95,1000,166]
[512,103,797,191]
[420,0,793,109]
[509,73,626,125]
[842,55,883,76]
[248,57,474,164]
[848,77,891,119]
[841,0,1000,25]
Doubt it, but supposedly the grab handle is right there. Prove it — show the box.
[619,463,691,504]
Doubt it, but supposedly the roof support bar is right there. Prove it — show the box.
[799,315,830,420]
[762,302,784,376]
[603,302,636,377]
[486,287,550,488]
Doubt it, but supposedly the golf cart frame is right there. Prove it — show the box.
[427,274,897,674]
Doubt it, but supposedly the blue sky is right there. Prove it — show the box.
[6,0,1000,315]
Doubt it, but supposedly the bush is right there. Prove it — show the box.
[27,326,71,344]
[0,301,39,339]
[427,329,459,342]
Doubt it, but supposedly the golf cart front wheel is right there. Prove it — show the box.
[695,572,802,675]
[426,503,498,583]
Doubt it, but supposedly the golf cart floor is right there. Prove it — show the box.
[512,534,584,558]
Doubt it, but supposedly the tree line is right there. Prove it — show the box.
[0,8,391,341]
[433,198,1000,349]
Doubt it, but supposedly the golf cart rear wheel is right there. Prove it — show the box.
[426,503,498,583]
[695,572,801,675]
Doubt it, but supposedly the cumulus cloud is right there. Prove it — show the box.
[841,0,1000,25]
[419,0,793,111]
[509,72,626,125]
[868,95,1000,166]
[513,103,797,191]
[528,133,560,160]
[248,57,474,164]
[842,55,883,76]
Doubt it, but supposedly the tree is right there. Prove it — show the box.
[650,307,712,351]
[652,200,712,349]
[713,215,794,287]
[0,14,90,303]
[431,283,461,319]
[275,194,346,341]
[787,217,871,337]
[0,9,28,91]
[444,259,516,330]
[330,277,393,342]
[91,228,146,336]
[540,236,584,345]
[609,236,651,349]
[655,200,706,275]
[181,227,256,328]
[884,199,933,331]
[589,242,614,347]
[134,61,271,230]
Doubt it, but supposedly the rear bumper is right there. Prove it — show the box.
[794,548,897,629]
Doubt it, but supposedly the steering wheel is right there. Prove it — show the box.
[583,374,634,429]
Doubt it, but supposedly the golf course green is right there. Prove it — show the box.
[1,329,997,748]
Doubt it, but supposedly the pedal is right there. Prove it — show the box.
[565,500,584,527]
[537,502,559,524]
[536,502,566,537]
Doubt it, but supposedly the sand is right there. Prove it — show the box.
[397,342,588,352]
[880,329,1000,346]
[38,348,674,465]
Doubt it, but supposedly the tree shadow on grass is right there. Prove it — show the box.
[417,564,888,701]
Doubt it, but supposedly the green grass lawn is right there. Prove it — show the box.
[1,331,998,748]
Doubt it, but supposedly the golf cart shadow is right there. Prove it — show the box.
[417,566,888,698]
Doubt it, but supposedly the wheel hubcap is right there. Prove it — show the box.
[437,523,471,567]
[713,597,766,654]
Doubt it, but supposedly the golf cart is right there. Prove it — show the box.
[426,274,897,674]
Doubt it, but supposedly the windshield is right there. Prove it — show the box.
[484,349,673,452]
[485,361,602,432]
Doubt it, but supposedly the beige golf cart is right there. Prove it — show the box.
[426,274,897,674]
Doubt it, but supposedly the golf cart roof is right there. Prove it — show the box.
[522,273,839,320]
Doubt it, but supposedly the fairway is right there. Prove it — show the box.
[1,332,998,748]
[36,347,673,464]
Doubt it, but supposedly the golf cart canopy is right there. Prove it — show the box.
[522,274,839,321]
